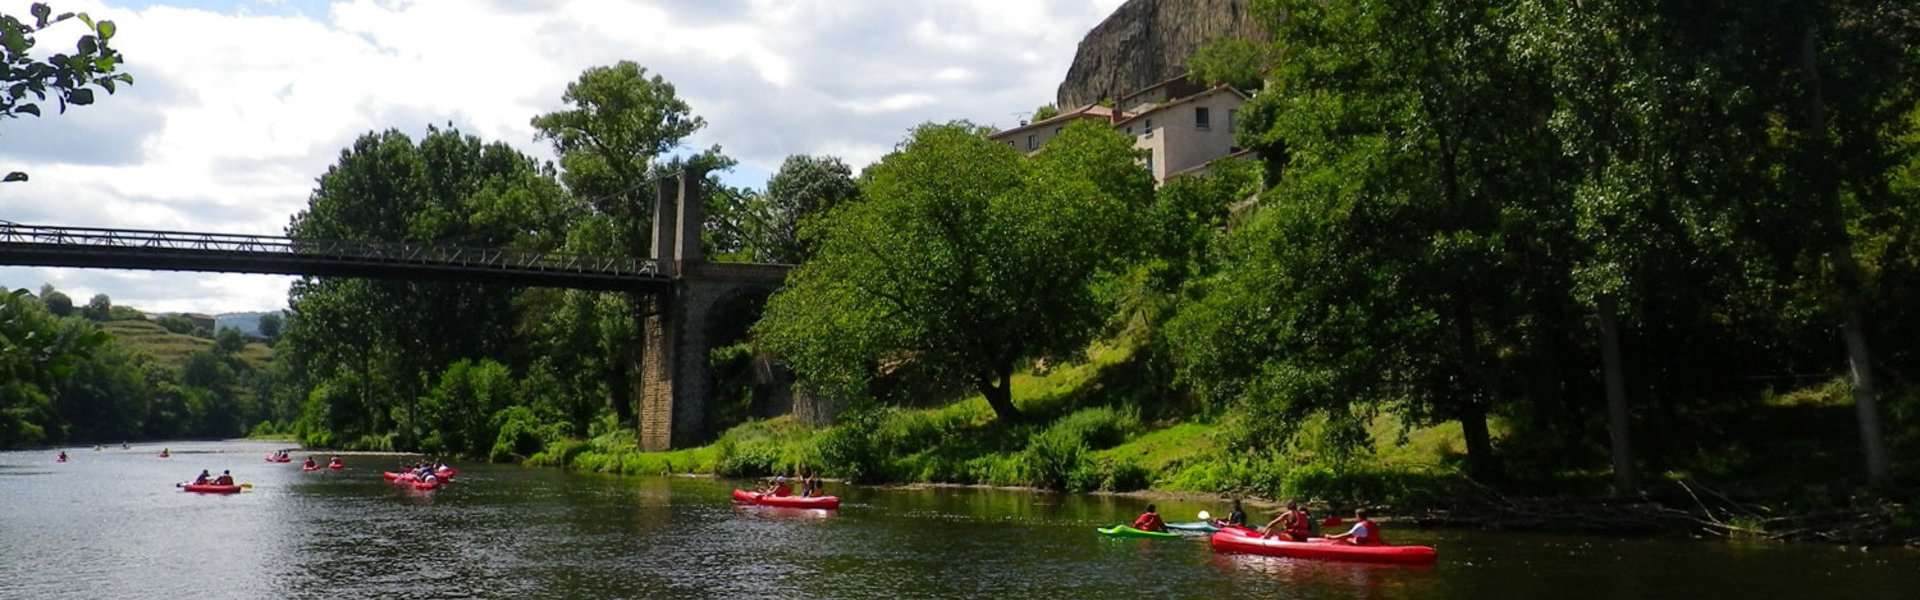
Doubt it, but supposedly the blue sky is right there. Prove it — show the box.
[0,0,1123,313]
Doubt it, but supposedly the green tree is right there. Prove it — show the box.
[80,293,108,321]
[1031,104,1061,121]
[760,154,859,263]
[256,312,282,342]
[1,3,132,182]
[39,287,71,317]
[1187,34,1268,92]
[758,121,1153,422]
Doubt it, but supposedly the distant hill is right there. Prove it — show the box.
[102,320,275,371]
[214,311,284,338]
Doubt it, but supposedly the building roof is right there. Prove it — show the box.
[989,104,1128,141]
[1115,72,1208,108]
[1111,84,1249,129]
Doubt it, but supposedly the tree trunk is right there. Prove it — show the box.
[1801,24,1890,488]
[1459,403,1497,481]
[1596,293,1638,496]
[977,367,1023,423]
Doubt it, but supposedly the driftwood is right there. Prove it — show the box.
[1403,477,1915,546]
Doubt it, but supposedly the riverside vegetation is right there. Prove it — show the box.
[5,1,1920,543]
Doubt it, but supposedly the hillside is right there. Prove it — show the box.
[102,319,274,371]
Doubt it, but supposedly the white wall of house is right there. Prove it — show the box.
[1121,87,1244,183]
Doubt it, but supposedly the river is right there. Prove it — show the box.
[2,440,1915,599]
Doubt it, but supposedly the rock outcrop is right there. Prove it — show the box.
[1056,0,1264,109]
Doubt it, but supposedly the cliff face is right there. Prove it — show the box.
[1056,0,1264,109]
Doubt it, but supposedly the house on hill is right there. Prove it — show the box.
[992,76,1250,185]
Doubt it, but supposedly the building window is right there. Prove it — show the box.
[1026,134,1036,150]
[1145,150,1154,175]
[1126,126,1134,135]
[1196,107,1210,129]
[1144,119,1154,134]
[1054,127,1063,136]
[1228,109,1237,132]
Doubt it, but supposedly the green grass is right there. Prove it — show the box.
[103,320,214,367]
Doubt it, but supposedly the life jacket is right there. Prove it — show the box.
[1132,512,1166,532]
[772,483,792,497]
[1283,509,1313,538]
[1354,518,1384,545]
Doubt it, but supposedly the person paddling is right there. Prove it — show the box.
[762,475,793,497]
[192,470,212,485]
[1217,498,1248,528]
[303,457,317,469]
[1131,504,1168,533]
[214,470,234,486]
[1325,508,1385,546]
[57,451,68,462]
[1261,500,1313,541]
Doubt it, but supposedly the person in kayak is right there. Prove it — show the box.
[328,456,343,467]
[57,451,67,461]
[1131,504,1168,533]
[1218,498,1248,527]
[214,470,235,486]
[192,470,212,485]
[804,472,824,497]
[1261,500,1314,541]
[761,475,793,497]
[303,457,317,469]
[1325,508,1385,546]
[159,448,170,458]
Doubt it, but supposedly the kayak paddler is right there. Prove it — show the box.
[214,470,234,486]
[1324,508,1385,546]
[1261,500,1313,541]
[1130,504,1168,533]
[761,475,793,497]
[192,470,212,485]
[1216,498,1248,528]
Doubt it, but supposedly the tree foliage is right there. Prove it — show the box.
[758,121,1153,421]
[1,3,131,182]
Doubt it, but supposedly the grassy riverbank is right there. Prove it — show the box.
[518,336,1918,545]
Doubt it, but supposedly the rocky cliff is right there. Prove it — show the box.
[1056,0,1264,109]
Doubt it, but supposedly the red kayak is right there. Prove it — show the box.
[302,465,321,472]
[1209,527,1436,565]
[265,456,291,462]
[411,480,441,490]
[382,471,410,481]
[732,489,840,509]
[182,484,242,494]
[328,463,343,470]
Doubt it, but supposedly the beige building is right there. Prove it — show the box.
[990,78,1250,185]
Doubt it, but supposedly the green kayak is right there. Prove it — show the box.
[1097,525,1180,539]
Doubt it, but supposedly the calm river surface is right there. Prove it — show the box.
[3,440,1916,599]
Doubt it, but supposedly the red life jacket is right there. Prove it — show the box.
[1283,509,1313,538]
[1354,518,1384,545]
[1132,512,1167,532]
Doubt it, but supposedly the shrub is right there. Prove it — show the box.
[1023,428,1092,491]
[1045,406,1141,450]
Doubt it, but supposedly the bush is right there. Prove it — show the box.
[1022,428,1091,491]
[1102,459,1153,491]
[1045,406,1141,450]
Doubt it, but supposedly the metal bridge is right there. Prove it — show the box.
[0,222,669,291]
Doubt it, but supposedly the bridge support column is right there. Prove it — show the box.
[638,284,714,451]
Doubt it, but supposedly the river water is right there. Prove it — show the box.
[2,440,1915,599]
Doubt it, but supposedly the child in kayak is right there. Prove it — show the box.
[804,472,823,497]
[762,476,793,497]
[1325,508,1385,546]
[1131,504,1168,532]
[1261,500,1314,541]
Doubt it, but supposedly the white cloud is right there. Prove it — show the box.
[0,0,1128,313]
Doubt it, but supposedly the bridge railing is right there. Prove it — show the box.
[0,223,659,277]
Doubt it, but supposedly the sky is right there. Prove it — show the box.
[0,0,1126,314]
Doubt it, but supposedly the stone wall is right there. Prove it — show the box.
[1056,0,1264,109]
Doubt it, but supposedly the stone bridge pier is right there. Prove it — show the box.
[638,170,794,451]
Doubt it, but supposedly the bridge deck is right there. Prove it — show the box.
[0,223,672,291]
